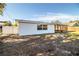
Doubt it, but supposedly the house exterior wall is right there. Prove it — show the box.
[2,26,18,35]
[18,23,55,35]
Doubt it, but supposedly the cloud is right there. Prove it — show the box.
[0,12,79,23]
[30,13,79,23]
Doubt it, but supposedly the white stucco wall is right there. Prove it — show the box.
[18,23,55,35]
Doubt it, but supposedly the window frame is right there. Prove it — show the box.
[37,24,48,30]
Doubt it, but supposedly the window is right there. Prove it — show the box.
[43,25,47,30]
[37,25,42,30]
[37,24,48,30]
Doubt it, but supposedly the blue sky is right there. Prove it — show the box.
[1,3,79,22]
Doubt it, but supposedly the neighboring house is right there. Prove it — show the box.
[54,24,68,33]
[65,20,79,27]
[65,20,79,32]
[2,20,55,35]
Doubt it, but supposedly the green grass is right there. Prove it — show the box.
[65,32,79,40]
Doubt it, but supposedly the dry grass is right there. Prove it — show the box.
[0,34,79,56]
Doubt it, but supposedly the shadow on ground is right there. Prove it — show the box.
[0,34,79,56]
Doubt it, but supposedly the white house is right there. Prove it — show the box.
[2,20,55,35]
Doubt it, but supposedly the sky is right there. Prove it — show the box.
[1,3,79,22]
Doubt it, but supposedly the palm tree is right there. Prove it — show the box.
[0,3,6,15]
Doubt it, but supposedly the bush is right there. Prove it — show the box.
[12,21,18,27]
[3,21,12,26]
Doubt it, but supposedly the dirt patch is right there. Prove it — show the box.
[0,34,79,56]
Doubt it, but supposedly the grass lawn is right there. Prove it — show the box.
[65,31,79,41]
[70,32,79,35]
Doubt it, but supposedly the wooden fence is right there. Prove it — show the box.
[2,26,18,35]
[68,26,79,32]
[54,24,68,33]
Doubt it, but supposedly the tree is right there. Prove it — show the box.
[52,20,62,24]
[0,3,6,15]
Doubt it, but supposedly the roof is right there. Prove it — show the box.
[54,23,67,26]
[15,19,53,25]
[64,21,79,26]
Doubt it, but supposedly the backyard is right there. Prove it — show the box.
[0,33,79,56]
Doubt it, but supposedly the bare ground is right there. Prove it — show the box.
[0,34,79,56]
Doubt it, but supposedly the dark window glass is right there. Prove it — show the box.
[43,25,47,30]
[37,24,48,30]
[37,25,42,30]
